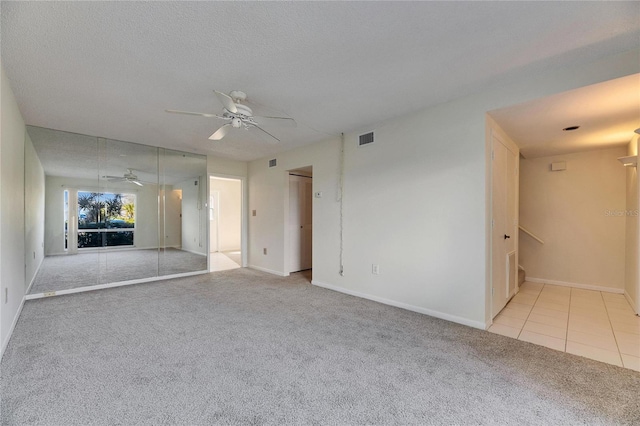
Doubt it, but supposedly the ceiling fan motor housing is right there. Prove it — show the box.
[234,104,253,117]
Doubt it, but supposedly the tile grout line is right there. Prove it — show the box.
[516,283,544,340]
[601,290,624,367]
[500,284,635,369]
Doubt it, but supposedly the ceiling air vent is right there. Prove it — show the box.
[269,159,277,168]
[358,132,374,147]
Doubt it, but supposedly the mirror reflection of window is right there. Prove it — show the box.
[77,191,136,248]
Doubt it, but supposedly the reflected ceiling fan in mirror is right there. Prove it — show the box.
[166,90,296,142]
[103,169,144,186]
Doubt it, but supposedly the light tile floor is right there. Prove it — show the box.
[209,252,241,272]
[489,282,640,372]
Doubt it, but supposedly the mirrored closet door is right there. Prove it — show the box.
[25,126,208,295]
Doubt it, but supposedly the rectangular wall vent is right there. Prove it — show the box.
[358,132,374,147]
[269,159,277,168]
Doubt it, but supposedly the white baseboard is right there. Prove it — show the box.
[311,280,486,330]
[25,270,208,300]
[248,265,288,277]
[526,277,624,294]
[624,290,639,315]
[1,296,26,360]
[47,246,183,256]
[140,245,181,251]
[25,256,44,294]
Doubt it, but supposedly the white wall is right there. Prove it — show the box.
[1,64,27,352]
[24,131,45,291]
[249,140,342,278]
[248,48,640,329]
[207,156,247,177]
[625,136,639,312]
[520,147,627,291]
[210,177,242,252]
[175,177,207,255]
[44,176,160,254]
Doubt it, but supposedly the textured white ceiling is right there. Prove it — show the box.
[3,2,640,161]
[489,73,640,158]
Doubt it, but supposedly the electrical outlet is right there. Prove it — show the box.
[4,288,7,304]
[33,251,36,259]
[263,248,267,255]
[252,210,257,217]
[372,264,380,275]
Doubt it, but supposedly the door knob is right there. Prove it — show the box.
[504,234,511,239]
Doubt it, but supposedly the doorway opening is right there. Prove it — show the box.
[486,73,640,371]
[209,175,243,272]
[287,167,313,278]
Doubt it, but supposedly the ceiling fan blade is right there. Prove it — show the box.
[252,124,280,143]
[253,116,297,128]
[214,91,238,114]
[165,109,219,118]
[209,124,232,140]
[105,176,126,182]
[131,180,144,187]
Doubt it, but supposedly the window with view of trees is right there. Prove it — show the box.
[77,191,136,248]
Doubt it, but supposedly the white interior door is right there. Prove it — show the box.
[289,175,312,273]
[164,189,182,248]
[300,177,313,270]
[506,146,517,297]
[492,134,518,318]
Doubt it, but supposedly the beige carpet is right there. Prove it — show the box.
[4,268,639,424]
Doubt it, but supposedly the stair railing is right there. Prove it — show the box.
[519,225,544,244]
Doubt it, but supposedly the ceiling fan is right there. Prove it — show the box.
[166,90,296,142]
[103,169,144,186]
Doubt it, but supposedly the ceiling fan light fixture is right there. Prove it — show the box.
[169,89,296,142]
